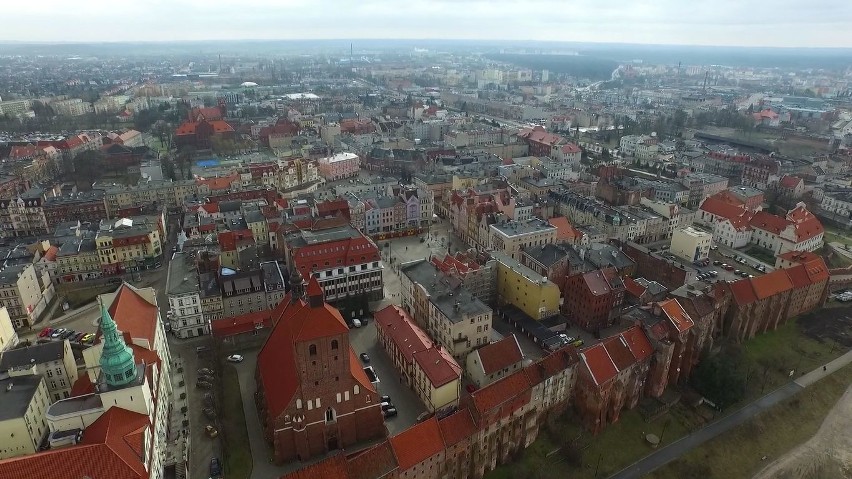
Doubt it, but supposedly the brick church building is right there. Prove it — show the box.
[255,276,386,463]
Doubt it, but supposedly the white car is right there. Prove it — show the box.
[226,354,244,363]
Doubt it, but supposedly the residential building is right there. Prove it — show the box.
[427,253,497,306]
[42,190,107,229]
[465,334,525,388]
[0,375,50,460]
[104,179,197,216]
[400,259,493,360]
[670,227,712,263]
[317,152,360,181]
[389,417,446,479]
[166,252,206,339]
[174,118,235,149]
[374,305,462,412]
[492,251,561,320]
[0,307,19,352]
[2,189,49,237]
[489,218,558,260]
[0,264,41,330]
[520,243,577,284]
[0,339,79,402]
[56,235,101,283]
[51,98,92,116]
[749,203,824,254]
[95,216,165,275]
[561,268,625,333]
[283,224,383,303]
[820,191,852,220]
[775,251,830,317]
[255,278,386,463]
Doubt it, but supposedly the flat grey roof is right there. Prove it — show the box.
[401,259,491,323]
[47,392,104,417]
[0,375,44,421]
[0,341,67,370]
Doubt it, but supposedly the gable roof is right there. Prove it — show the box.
[750,269,794,299]
[346,441,397,479]
[0,407,149,479]
[470,369,532,414]
[659,298,694,332]
[619,326,653,361]
[601,336,635,370]
[437,408,477,447]
[579,343,618,386]
[256,288,352,419]
[779,175,803,188]
[284,454,350,479]
[413,346,461,388]
[106,283,158,347]
[750,211,791,235]
[475,334,524,376]
[783,264,811,289]
[699,196,749,220]
[389,417,445,470]
[729,278,758,306]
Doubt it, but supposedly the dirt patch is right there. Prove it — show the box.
[752,383,852,479]
[797,307,852,349]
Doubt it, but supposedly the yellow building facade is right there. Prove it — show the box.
[492,251,561,320]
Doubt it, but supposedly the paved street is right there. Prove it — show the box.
[608,349,852,479]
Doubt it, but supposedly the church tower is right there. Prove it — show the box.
[98,305,138,388]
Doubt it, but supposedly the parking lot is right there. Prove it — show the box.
[348,320,427,436]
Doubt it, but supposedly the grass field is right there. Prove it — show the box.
[221,365,252,479]
[648,363,852,479]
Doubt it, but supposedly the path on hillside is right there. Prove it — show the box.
[608,350,852,479]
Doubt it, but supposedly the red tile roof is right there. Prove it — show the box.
[786,205,824,242]
[582,270,612,296]
[619,326,653,361]
[475,335,524,375]
[579,343,618,386]
[750,269,794,299]
[470,369,532,414]
[389,417,445,470]
[197,173,239,192]
[438,408,477,447]
[0,407,150,479]
[346,441,397,479]
[561,142,582,154]
[700,196,749,221]
[602,337,635,370]
[256,286,352,419]
[43,245,58,262]
[783,264,811,289]
[281,454,350,479]
[750,211,791,235]
[779,175,803,189]
[413,346,461,388]
[548,215,581,242]
[623,277,647,299]
[659,298,694,332]
[729,278,758,306]
[107,283,158,347]
[211,310,273,338]
[69,373,95,397]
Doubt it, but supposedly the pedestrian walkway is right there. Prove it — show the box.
[609,349,852,479]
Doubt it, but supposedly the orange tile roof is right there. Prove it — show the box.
[750,211,791,235]
[0,407,150,479]
[107,283,158,347]
[786,205,824,242]
[438,408,477,447]
[548,215,581,242]
[779,175,803,188]
[602,337,635,370]
[389,417,445,470]
[750,269,794,299]
[659,298,694,332]
[475,335,524,375]
[346,441,397,479]
[43,245,58,262]
[784,264,811,289]
[700,196,749,221]
[623,276,647,299]
[620,326,653,361]
[197,173,239,191]
[413,346,461,388]
[211,310,273,338]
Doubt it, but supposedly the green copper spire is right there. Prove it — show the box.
[98,303,137,388]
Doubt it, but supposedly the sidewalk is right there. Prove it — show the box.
[609,349,852,479]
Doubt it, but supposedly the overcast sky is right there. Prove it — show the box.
[4,0,852,48]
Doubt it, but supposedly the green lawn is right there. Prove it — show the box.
[649,363,852,479]
[220,365,252,479]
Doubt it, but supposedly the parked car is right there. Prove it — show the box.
[383,407,398,418]
[723,264,734,271]
[709,271,719,277]
[209,458,222,478]
[50,328,66,339]
[73,332,86,342]
[571,339,584,347]
[196,381,213,389]
[61,330,76,340]
[713,260,722,266]
[203,407,216,419]
[202,394,214,408]
[198,368,214,376]
[226,354,244,363]
[380,395,391,403]
[205,425,219,438]
[359,353,370,363]
[38,328,52,338]
[81,333,95,343]
[350,318,362,328]
[381,402,394,412]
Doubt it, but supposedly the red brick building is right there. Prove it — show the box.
[720,269,794,342]
[776,251,829,316]
[573,326,653,434]
[174,119,235,149]
[561,267,625,332]
[254,278,386,463]
[517,126,565,157]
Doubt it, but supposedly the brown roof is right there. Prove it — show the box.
[476,335,524,376]
[602,337,635,370]
[389,417,445,470]
[784,264,811,289]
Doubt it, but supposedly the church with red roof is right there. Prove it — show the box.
[255,276,385,463]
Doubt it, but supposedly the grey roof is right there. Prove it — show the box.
[219,201,241,212]
[520,243,571,268]
[584,243,635,271]
[490,218,556,237]
[0,375,44,421]
[166,252,200,296]
[287,224,364,247]
[0,264,29,285]
[401,259,491,324]
[260,261,285,291]
[198,272,221,298]
[0,340,67,370]
[243,209,265,224]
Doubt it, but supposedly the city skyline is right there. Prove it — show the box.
[4,0,852,48]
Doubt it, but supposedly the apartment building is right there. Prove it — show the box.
[465,334,525,388]
[166,252,206,339]
[670,227,712,263]
[0,375,50,460]
[0,264,42,330]
[0,189,49,238]
[489,218,558,260]
[374,305,462,412]
[400,259,493,361]
[56,235,101,283]
[317,151,360,181]
[0,339,78,402]
[96,216,165,275]
[104,179,198,215]
[51,98,92,116]
[491,252,561,320]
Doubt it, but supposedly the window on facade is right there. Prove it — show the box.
[309,344,317,356]
[331,340,338,350]
[325,408,336,423]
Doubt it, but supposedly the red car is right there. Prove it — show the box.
[38,328,53,338]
